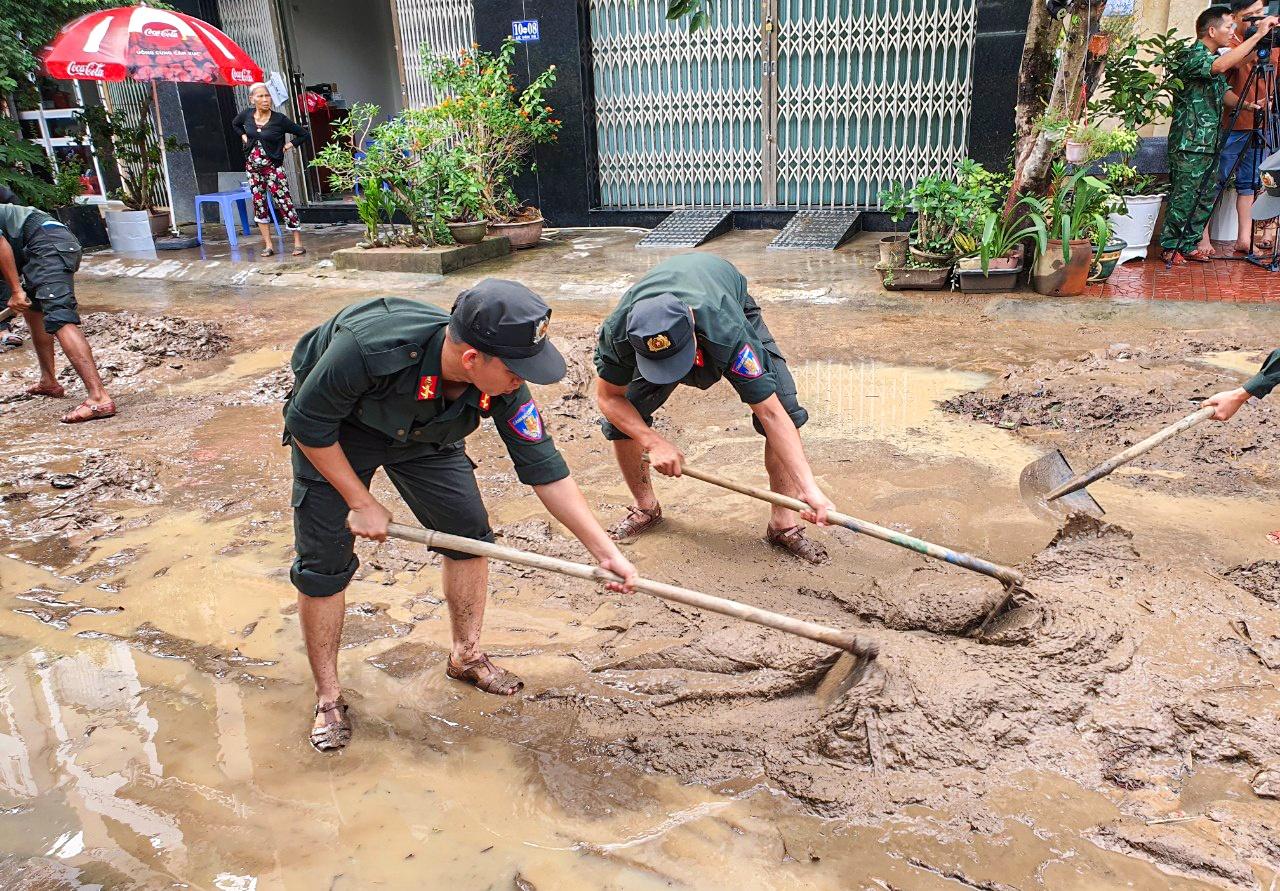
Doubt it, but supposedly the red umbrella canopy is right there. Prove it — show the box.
[40,5,263,86]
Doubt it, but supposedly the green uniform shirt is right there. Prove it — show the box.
[595,253,782,405]
[285,297,569,487]
[0,204,39,248]
[1243,348,1280,398]
[1169,40,1227,154]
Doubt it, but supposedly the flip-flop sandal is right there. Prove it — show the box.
[260,248,276,257]
[1162,250,1186,267]
[766,525,830,565]
[292,247,307,256]
[60,400,116,424]
[309,697,352,752]
[26,382,66,398]
[608,505,662,543]
[446,654,524,696]
[1184,249,1213,263]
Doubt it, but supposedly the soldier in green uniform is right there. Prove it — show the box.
[1205,348,1280,543]
[0,200,115,422]
[1160,6,1275,264]
[594,253,835,564]
[285,282,637,752]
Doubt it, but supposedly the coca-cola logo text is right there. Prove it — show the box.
[142,26,180,39]
[67,61,106,78]
[230,68,255,84]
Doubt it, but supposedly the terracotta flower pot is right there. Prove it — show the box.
[1032,238,1093,297]
[879,235,908,266]
[489,216,544,250]
[447,220,488,245]
[1088,33,1111,56]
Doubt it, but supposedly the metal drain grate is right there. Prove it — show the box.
[637,209,733,249]
[766,210,861,251]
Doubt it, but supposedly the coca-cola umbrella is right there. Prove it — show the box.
[40,4,263,233]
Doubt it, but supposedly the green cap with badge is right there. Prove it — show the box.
[450,279,566,385]
[625,293,697,385]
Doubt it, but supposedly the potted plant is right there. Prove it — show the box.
[439,154,489,245]
[1087,30,1182,264]
[424,40,562,248]
[1029,164,1122,297]
[956,201,1047,293]
[46,156,108,249]
[875,258,952,291]
[882,160,1006,269]
[79,102,187,251]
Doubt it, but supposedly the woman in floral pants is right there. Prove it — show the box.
[232,83,308,257]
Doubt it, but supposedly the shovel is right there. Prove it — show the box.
[668,462,1026,590]
[385,521,881,686]
[1020,405,1216,520]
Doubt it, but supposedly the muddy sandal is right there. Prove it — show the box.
[446,654,524,696]
[26,382,66,399]
[766,525,830,565]
[60,400,116,424]
[292,247,307,257]
[260,248,275,257]
[608,505,662,543]
[309,697,352,752]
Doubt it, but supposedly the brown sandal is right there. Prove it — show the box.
[260,248,275,257]
[766,525,830,565]
[309,697,352,752]
[446,654,524,696]
[291,247,307,257]
[60,400,116,424]
[26,382,66,399]
[608,505,662,543]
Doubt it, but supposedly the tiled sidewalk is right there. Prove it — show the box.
[1086,245,1280,302]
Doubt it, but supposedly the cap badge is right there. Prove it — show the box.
[533,315,550,344]
[417,375,439,401]
[646,334,672,352]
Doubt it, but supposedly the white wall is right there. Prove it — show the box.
[286,0,402,120]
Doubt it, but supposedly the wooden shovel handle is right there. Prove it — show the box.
[1046,405,1216,501]
[671,463,1026,589]
[385,523,879,658]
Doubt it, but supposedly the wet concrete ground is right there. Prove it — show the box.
[1,230,1279,889]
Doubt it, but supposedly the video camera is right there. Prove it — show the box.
[1245,3,1280,50]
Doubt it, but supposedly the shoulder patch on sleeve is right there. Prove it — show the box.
[507,399,545,442]
[730,343,763,379]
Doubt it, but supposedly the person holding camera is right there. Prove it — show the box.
[1195,0,1280,256]
[1162,5,1276,265]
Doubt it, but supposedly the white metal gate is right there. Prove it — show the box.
[392,0,475,109]
[590,0,977,209]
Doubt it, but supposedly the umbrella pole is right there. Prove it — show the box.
[151,81,179,236]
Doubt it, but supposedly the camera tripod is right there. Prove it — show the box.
[1172,39,1280,269]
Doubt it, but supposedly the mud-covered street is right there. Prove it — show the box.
[2,230,1279,889]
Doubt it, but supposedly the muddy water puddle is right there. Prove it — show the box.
[1197,349,1269,377]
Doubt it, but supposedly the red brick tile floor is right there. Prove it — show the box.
[1086,241,1280,302]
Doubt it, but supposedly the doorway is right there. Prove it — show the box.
[277,0,403,202]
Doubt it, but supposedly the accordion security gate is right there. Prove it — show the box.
[589,0,977,209]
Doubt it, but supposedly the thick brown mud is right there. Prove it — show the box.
[2,239,1279,888]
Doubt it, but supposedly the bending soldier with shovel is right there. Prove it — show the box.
[284,284,637,753]
[594,253,836,563]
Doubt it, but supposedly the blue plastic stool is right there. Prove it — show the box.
[194,187,281,246]
[241,180,283,237]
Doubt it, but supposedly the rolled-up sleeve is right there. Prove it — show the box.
[284,329,372,447]
[1243,348,1280,398]
[493,386,570,486]
[710,327,779,406]
[594,330,635,387]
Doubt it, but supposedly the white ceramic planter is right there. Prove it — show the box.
[1210,185,1239,244]
[1107,194,1163,264]
[104,209,156,253]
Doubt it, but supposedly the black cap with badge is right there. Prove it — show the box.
[450,278,566,384]
[626,293,696,385]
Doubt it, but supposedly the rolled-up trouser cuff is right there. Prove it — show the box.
[291,554,359,597]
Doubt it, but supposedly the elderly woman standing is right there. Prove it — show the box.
[232,83,308,256]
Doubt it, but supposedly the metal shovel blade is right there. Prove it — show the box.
[1019,449,1105,522]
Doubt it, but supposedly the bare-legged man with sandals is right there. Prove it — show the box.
[285,284,636,752]
[0,202,115,422]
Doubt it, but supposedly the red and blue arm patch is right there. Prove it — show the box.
[730,343,763,379]
[507,399,546,442]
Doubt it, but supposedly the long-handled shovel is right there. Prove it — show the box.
[385,521,881,685]
[670,463,1026,590]
[1019,405,1216,520]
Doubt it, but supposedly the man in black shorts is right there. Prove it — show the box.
[285,282,636,752]
[593,253,835,564]
[0,200,115,422]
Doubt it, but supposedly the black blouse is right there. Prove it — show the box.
[232,109,309,164]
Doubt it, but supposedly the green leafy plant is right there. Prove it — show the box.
[1088,30,1184,133]
[423,39,561,222]
[0,118,56,207]
[881,160,1008,257]
[1100,161,1160,198]
[79,102,186,213]
[974,201,1048,274]
[1022,163,1125,263]
[48,154,85,208]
